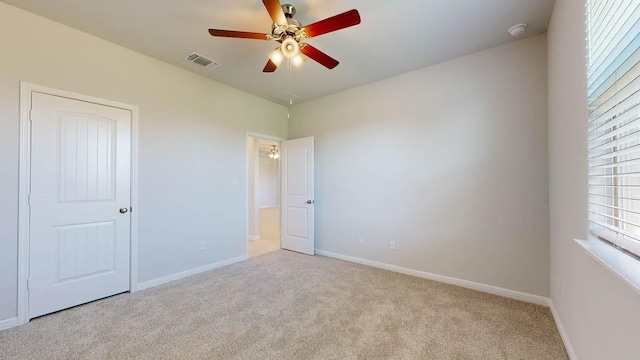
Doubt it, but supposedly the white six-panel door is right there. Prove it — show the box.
[28,92,131,319]
[281,137,314,255]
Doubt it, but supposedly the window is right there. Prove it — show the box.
[587,0,640,258]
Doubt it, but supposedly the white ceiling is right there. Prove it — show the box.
[2,0,555,104]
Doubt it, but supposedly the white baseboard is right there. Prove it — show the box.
[137,255,248,291]
[0,317,18,331]
[315,250,550,306]
[258,205,279,209]
[549,301,577,360]
[249,235,260,241]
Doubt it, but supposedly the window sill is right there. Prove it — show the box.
[574,238,640,294]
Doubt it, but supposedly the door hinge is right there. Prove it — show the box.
[27,278,30,290]
[27,194,31,206]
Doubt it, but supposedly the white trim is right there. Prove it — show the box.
[129,104,140,293]
[246,132,285,142]
[549,301,577,360]
[17,83,31,327]
[315,250,550,306]
[0,317,18,331]
[574,238,640,294]
[259,205,279,209]
[249,235,260,241]
[17,82,140,325]
[245,132,284,259]
[137,255,247,291]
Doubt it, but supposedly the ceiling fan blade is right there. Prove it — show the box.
[208,29,271,40]
[263,59,278,72]
[263,0,287,26]
[300,44,339,69]
[301,9,361,38]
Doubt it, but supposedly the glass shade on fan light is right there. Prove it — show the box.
[292,54,306,68]
[281,37,300,59]
[268,48,305,68]
[269,48,284,66]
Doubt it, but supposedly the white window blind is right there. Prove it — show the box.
[587,0,640,257]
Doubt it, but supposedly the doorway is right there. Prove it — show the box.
[247,134,283,258]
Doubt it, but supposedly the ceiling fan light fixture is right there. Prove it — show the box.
[269,145,280,159]
[268,48,285,66]
[292,54,306,68]
[281,37,300,58]
[209,3,361,72]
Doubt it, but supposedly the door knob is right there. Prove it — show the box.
[119,208,129,214]
[306,200,314,204]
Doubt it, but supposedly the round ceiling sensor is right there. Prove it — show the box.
[508,23,528,37]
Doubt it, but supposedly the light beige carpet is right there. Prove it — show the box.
[0,250,567,359]
[249,207,280,258]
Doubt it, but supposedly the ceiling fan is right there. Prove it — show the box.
[208,0,361,72]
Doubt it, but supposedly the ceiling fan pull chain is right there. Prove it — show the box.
[288,59,293,105]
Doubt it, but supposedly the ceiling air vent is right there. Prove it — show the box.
[184,52,220,70]
[271,91,299,104]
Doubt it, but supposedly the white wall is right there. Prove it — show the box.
[289,35,549,296]
[547,1,640,359]
[0,3,287,321]
[258,155,279,207]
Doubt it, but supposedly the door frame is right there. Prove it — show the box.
[245,132,285,257]
[17,82,140,325]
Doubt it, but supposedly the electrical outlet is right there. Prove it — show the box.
[357,235,363,245]
[200,241,207,251]
[389,241,396,250]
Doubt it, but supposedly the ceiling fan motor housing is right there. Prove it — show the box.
[271,4,302,42]
[282,4,296,18]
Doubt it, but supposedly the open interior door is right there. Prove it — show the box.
[281,137,314,255]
